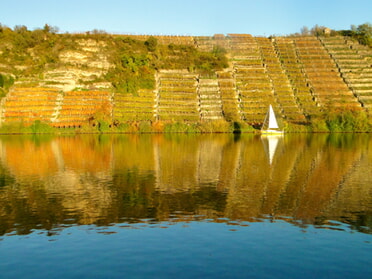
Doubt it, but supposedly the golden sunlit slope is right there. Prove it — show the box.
[0,31,371,130]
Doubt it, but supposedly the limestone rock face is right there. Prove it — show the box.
[10,37,113,91]
[47,39,112,91]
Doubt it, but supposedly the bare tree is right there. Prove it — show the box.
[300,26,310,36]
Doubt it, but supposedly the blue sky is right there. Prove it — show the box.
[1,0,371,36]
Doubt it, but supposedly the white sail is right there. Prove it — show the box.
[268,105,279,129]
[261,104,283,134]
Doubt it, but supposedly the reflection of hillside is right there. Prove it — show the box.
[112,135,155,172]
[225,136,269,219]
[197,135,229,186]
[44,136,114,226]
[0,170,114,235]
[1,136,58,178]
[225,134,369,227]
[0,136,113,178]
[0,134,370,235]
[274,135,318,215]
[109,135,157,220]
[292,135,363,221]
[44,171,114,225]
[216,134,243,192]
[323,135,372,231]
[274,135,329,220]
[0,136,115,234]
[224,135,302,220]
[58,136,112,173]
[154,135,199,193]
[261,135,302,214]
[152,189,227,222]
[152,134,232,220]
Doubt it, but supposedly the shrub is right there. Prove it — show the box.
[310,118,329,132]
[284,122,310,133]
[203,121,254,133]
[97,120,111,133]
[29,120,54,133]
[138,121,152,133]
[321,110,371,133]
[352,111,371,132]
[0,122,27,134]
[0,74,14,97]
[238,122,256,133]
[145,36,158,52]
[116,122,131,132]
[164,122,199,133]
[326,113,343,132]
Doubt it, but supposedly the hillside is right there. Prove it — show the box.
[0,27,372,132]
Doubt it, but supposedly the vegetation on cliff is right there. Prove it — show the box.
[0,24,75,75]
[105,36,228,93]
[0,24,228,94]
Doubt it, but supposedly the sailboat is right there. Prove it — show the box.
[261,104,284,135]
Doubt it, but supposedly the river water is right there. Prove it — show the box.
[0,133,371,278]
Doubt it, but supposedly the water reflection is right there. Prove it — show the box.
[0,133,371,235]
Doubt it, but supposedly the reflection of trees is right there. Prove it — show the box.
[0,134,370,236]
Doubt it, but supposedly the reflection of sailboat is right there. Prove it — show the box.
[261,105,284,135]
[262,135,282,165]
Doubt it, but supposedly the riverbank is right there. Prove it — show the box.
[0,116,370,134]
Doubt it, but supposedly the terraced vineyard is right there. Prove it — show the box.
[0,33,371,131]
[1,87,61,125]
[320,36,372,115]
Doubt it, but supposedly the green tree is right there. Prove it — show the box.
[348,23,372,47]
[145,36,158,52]
[356,23,372,46]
